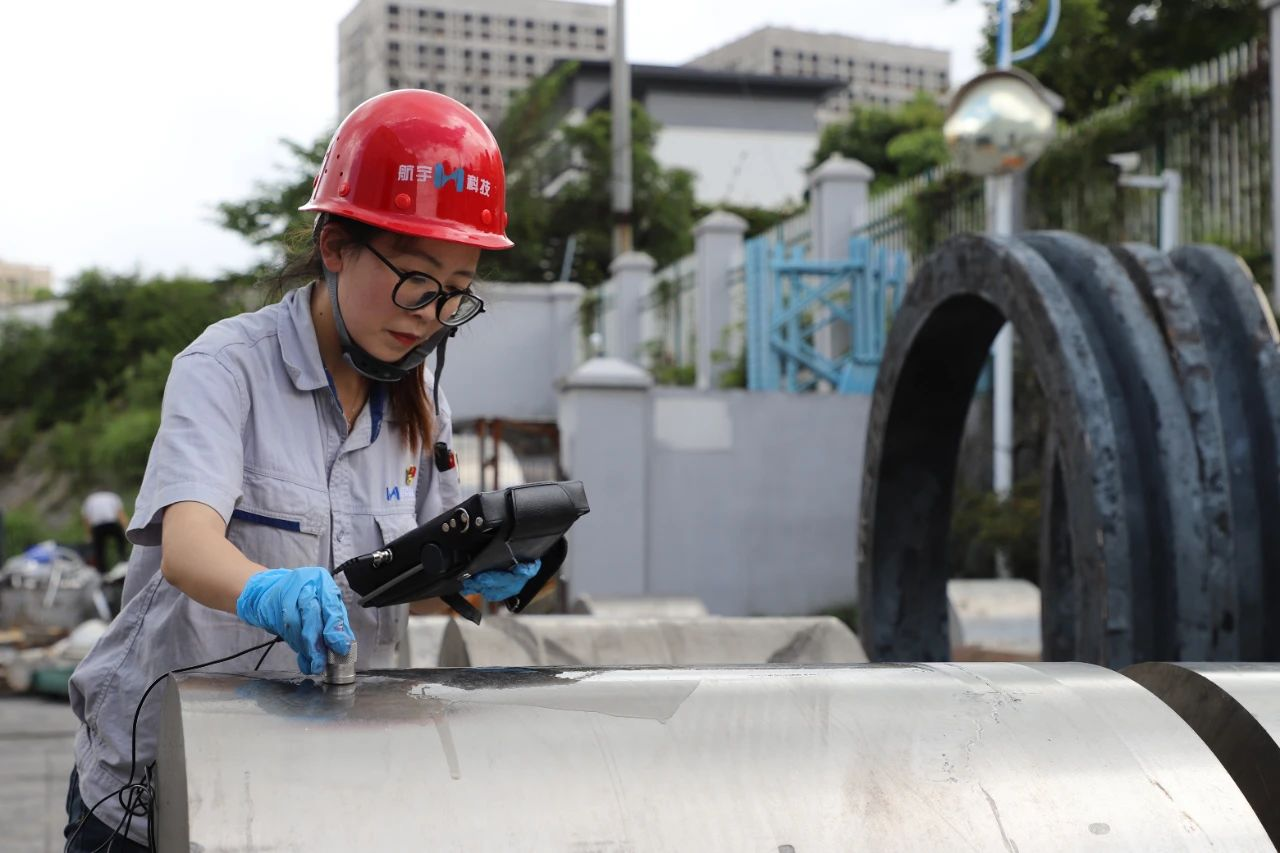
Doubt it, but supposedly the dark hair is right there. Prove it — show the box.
[271,214,435,454]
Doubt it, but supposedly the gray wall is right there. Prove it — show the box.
[645,90,821,132]
[443,282,583,422]
[559,372,869,617]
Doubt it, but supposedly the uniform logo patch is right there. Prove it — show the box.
[405,465,417,486]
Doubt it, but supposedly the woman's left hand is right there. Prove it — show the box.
[460,560,540,602]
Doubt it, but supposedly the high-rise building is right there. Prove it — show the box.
[686,26,950,124]
[338,0,612,123]
[0,260,52,306]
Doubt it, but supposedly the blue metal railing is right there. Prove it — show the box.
[745,233,908,394]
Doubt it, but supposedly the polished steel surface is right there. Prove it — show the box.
[1125,662,1280,845]
[156,663,1269,851]
[438,614,868,666]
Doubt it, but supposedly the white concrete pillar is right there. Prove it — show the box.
[808,155,875,384]
[809,154,875,260]
[557,358,653,600]
[604,251,656,364]
[547,281,587,378]
[694,210,749,390]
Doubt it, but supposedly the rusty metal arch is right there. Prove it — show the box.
[861,232,1280,666]
[858,234,1133,664]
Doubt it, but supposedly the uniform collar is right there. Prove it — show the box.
[277,282,331,392]
[283,282,387,444]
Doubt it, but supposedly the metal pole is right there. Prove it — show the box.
[1119,171,1181,251]
[996,0,1013,68]
[991,176,1015,500]
[610,0,633,257]
[992,0,1015,495]
[990,0,1017,578]
[1267,0,1280,307]
[1159,169,1182,254]
[559,234,578,282]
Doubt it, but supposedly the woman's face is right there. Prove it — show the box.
[323,227,481,362]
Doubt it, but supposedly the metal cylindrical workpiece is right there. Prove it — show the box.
[438,615,867,667]
[571,595,709,619]
[325,640,357,685]
[155,663,1269,850]
[1126,662,1280,846]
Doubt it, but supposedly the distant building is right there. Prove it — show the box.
[544,61,845,209]
[0,260,52,306]
[0,299,66,331]
[686,26,950,124]
[338,0,611,123]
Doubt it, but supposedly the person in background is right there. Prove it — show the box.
[80,489,128,573]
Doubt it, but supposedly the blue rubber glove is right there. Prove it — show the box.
[236,568,354,675]
[460,560,541,601]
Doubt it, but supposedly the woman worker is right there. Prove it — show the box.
[64,90,535,850]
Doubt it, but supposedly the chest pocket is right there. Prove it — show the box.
[227,468,325,568]
[369,512,418,650]
[375,512,418,550]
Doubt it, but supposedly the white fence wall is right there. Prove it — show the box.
[559,364,871,616]
[444,281,585,422]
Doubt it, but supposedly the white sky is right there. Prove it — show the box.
[0,0,987,286]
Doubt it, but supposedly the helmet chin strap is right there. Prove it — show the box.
[322,266,453,414]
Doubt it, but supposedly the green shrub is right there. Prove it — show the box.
[89,407,162,484]
[2,505,54,561]
[947,476,1043,582]
[0,411,39,468]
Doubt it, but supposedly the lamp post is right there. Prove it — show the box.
[611,0,633,258]
[944,0,1061,575]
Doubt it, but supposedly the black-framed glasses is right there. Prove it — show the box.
[363,242,485,327]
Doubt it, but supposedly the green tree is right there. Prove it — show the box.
[495,61,582,173]
[691,201,804,239]
[487,65,584,286]
[216,135,330,274]
[0,270,238,485]
[0,321,50,413]
[485,101,698,287]
[27,272,235,427]
[809,91,948,189]
[975,0,1265,121]
[487,61,701,286]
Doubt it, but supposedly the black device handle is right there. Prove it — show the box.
[505,536,568,614]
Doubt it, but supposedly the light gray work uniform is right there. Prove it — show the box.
[68,282,461,844]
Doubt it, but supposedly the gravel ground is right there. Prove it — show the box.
[0,695,77,852]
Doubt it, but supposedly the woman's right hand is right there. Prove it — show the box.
[235,568,354,675]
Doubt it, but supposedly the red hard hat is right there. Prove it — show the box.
[302,89,513,250]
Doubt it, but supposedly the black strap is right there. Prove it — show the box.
[431,329,457,416]
[442,593,483,625]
